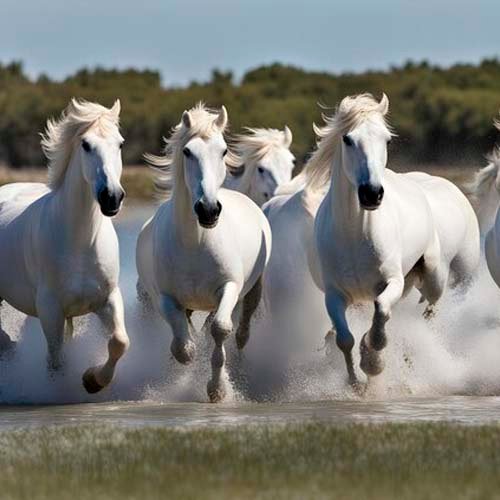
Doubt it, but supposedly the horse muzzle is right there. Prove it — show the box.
[97,187,125,217]
[194,200,222,229]
[358,183,384,211]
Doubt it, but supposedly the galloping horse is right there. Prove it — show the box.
[469,116,500,287]
[137,103,271,402]
[308,93,480,387]
[225,126,295,206]
[0,99,129,393]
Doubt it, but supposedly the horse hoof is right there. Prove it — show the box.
[171,339,195,365]
[359,334,385,376]
[207,380,226,403]
[350,378,367,396]
[423,305,436,321]
[82,369,105,394]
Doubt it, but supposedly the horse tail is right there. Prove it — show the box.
[465,152,500,234]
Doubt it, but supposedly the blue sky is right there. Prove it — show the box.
[1,0,499,85]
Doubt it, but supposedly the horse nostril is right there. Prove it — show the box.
[216,201,222,216]
[194,201,203,217]
[119,189,125,204]
[97,188,109,206]
[377,186,384,202]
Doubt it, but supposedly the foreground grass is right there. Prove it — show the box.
[1,423,500,500]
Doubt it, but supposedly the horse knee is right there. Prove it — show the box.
[335,329,355,354]
[211,321,232,346]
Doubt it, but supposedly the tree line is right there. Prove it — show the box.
[1,59,500,169]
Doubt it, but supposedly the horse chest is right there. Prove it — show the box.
[328,237,388,299]
[55,257,114,315]
[162,247,236,310]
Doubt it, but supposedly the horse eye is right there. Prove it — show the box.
[343,135,354,147]
[119,142,124,150]
[258,167,265,174]
[292,158,297,166]
[82,139,91,152]
[183,147,192,158]
[222,149,228,157]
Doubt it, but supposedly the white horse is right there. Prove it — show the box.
[224,126,295,206]
[307,93,480,387]
[469,117,500,286]
[0,99,129,393]
[136,103,271,402]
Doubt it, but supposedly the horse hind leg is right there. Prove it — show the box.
[0,299,16,358]
[235,278,262,350]
[418,259,449,320]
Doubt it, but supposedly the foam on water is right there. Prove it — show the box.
[1,203,500,405]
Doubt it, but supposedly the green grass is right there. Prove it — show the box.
[1,422,500,500]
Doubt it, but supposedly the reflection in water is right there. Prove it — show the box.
[1,202,500,426]
[2,397,500,430]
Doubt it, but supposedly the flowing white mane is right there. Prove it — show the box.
[304,93,392,192]
[145,102,227,200]
[41,98,121,190]
[226,127,291,176]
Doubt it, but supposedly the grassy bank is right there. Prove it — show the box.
[1,422,500,500]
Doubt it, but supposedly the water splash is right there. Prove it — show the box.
[1,203,500,404]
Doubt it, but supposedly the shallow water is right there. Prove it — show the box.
[2,397,500,430]
[3,201,500,428]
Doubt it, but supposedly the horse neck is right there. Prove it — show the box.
[51,152,103,245]
[328,148,367,233]
[171,165,202,247]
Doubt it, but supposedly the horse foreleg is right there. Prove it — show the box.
[82,288,130,394]
[235,277,262,350]
[360,276,404,377]
[37,291,65,373]
[208,282,239,403]
[159,294,195,364]
[325,291,359,388]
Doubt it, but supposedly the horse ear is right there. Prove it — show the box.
[111,99,121,118]
[182,110,192,129]
[283,126,293,147]
[215,105,228,130]
[379,93,389,115]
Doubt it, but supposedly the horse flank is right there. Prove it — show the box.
[41,98,121,190]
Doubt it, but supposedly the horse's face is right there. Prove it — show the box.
[80,123,125,217]
[182,107,228,228]
[341,94,392,210]
[249,132,295,206]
